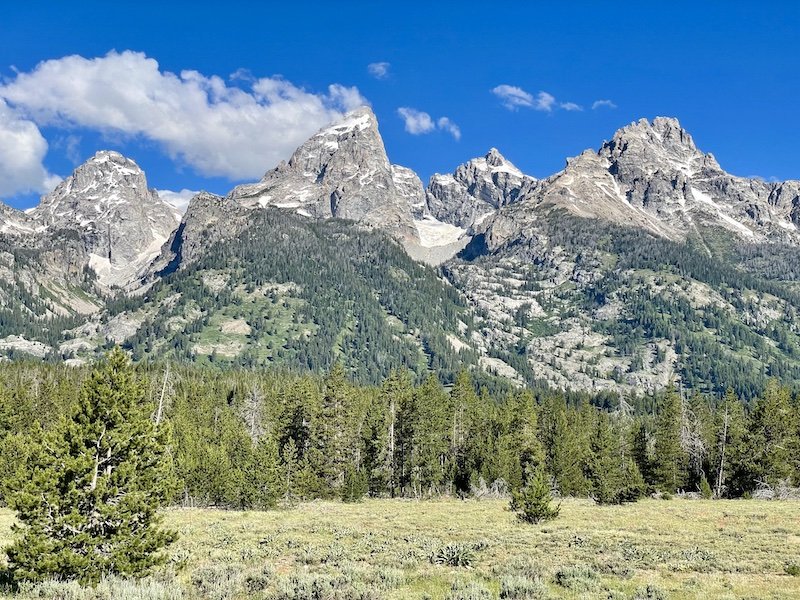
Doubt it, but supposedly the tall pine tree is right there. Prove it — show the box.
[5,348,177,584]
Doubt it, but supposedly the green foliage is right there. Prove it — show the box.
[699,476,713,499]
[651,386,686,493]
[430,543,478,567]
[510,465,560,525]
[0,357,795,518]
[4,348,178,584]
[341,466,368,503]
[587,412,645,504]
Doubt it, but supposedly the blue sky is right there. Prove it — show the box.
[1,1,798,210]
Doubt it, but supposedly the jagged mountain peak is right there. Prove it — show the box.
[599,116,714,178]
[28,151,181,288]
[229,106,417,241]
[425,148,533,231]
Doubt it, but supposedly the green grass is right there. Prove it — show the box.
[0,499,798,598]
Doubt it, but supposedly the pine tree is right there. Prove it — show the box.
[281,439,300,503]
[586,412,622,504]
[510,464,560,524]
[540,395,585,496]
[242,436,282,509]
[5,348,177,584]
[651,386,686,493]
[747,380,797,489]
[714,389,748,497]
[315,364,355,492]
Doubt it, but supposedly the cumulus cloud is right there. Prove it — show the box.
[397,108,460,140]
[157,188,199,214]
[367,62,390,79]
[437,117,461,141]
[0,99,60,198]
[397,107,435,134]
[492,85,584,114]
[0,50,368,181]
[592,99,617,110]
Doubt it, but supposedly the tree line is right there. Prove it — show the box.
[0,358,797,512]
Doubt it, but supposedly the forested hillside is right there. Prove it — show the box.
[447,213,800,399]
[93,210,479,385]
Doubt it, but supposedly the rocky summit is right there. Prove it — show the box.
[0,109,799,398]
[29,151,180,288]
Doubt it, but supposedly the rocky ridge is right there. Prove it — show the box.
[1,110,800,397]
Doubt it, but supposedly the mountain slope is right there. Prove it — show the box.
[89,209,479,384]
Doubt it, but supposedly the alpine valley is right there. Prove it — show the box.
[2,107,800,399]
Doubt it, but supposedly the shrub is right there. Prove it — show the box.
[430,544,477,567]
[17,576,185,599]
[631,584,669,599]
[785,563,800,577]
[191,565,243,600]
[554,565,599,592]
[499,575,549,599]
[445,580,493,600]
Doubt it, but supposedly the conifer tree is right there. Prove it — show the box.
[409,375,450,496]
[714,388,749,497]
[368,369,413,497]
[315,364,355,492]
[5,348,177,584]
[242,436,282,509]
[510,463,560,524]
[540,394,585,496]
[586,412,623,504]
[747,380,797,488]
[651,386,686,493]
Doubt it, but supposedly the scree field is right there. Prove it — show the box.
[0,499,797,599]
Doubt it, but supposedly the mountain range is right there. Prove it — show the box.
[1,107,799,398]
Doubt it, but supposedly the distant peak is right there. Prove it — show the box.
[323,105,377,134]
[484,147,507,166]
[89,150,137,165]
[613,116,696,150]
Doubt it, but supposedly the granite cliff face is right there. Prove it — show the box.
[228,107,419,242]
[482,117,800,253]
[425,148,533,232]
[29,151,181,287]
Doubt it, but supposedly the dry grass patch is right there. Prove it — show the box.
[0,499,796,598]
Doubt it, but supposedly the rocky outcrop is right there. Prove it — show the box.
[148,191,252,277]
[426,148,533,232]
[229,106,419,241]
[481,117,800,253]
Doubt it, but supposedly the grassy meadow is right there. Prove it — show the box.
[0,498,798,599]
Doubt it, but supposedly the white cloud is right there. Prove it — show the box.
[157,188,199,214]
[397,108,460,140]
[492,85,585,113]
[592,99,617,110]
[367,62,390,80]
[491,85,534,110]
[0,99,60,198]
[397,107,436,134]
[437,117,461,141]
[534,91,557,112]
[0,51,368,181]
